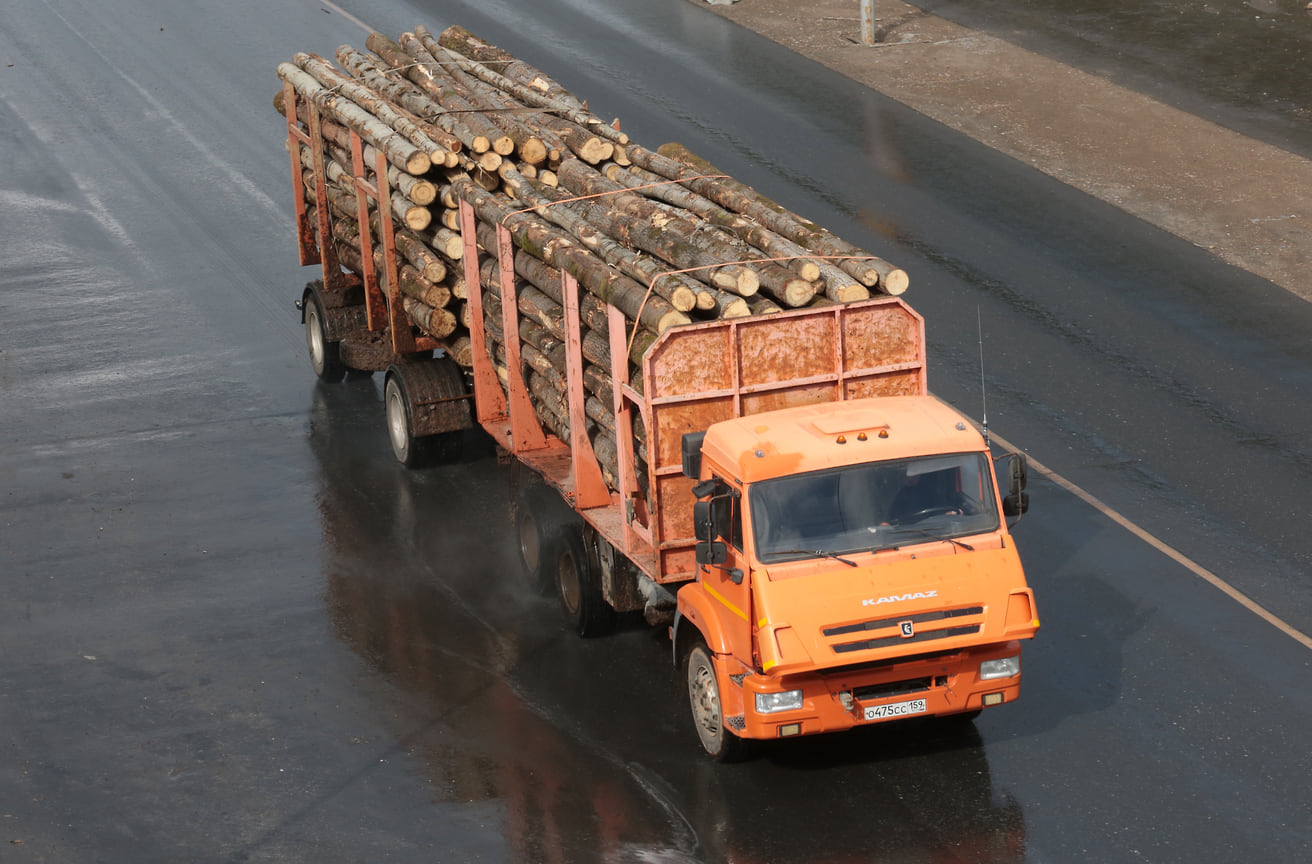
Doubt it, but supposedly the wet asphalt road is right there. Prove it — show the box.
[1,0,1310,862]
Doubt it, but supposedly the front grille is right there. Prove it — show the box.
[824,605,983,637]
[725,715,746,731]
[833,623,980,654]
[825,648,962,677]
[853,675,946,701]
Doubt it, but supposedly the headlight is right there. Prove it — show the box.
[980,655,1020,680]
[755,689,804,714]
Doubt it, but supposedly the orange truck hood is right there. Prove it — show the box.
[753,542,1039,675]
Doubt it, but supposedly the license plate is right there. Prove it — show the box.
[863,698,927,721]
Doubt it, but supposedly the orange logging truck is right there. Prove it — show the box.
[279,41,1039,760]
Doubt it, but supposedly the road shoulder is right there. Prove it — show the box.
[692,0,1311,302]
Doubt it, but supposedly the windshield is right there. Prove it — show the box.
[750,453,1000,562]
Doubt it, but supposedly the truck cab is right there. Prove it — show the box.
[676,395,1038,759]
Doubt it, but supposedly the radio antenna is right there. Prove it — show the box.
[977,306,990,448]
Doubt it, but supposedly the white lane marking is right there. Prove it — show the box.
[317,0,375,32]
[990,429,1312,653]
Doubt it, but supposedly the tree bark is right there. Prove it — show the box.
[277,63,431,175]
[398,33,516,157]
[454,178,690,334]
[295,52,452,170]
[404,297,458,338]
[333,46,464,162]
[497,168,699,312]
[603,163,824,283]
[436,25,585,110]
[363,33,492,156]
[413,27,549,167]
[656,143,908,294]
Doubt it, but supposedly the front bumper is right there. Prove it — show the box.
[727,641,1024,740]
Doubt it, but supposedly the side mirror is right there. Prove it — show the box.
[1007,453,1028,492]
[693,500,712,541]
[693,495,732,541]
[1007,452,1029,495]
[1003,491,1030,517]
[696,540,728,566]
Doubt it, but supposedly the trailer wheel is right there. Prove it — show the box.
[384,374,429,467]
[304,292,345,382]
[556,529,614,638]
[383,362,468,468]
[684,643,750,762]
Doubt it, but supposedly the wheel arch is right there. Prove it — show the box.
[672,584,733,667]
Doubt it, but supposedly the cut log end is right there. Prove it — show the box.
[670,285,698,313]
[880,268,910,296]
[793,260,821,282]
[407,180,438,206]
[830,283,871,303]
[577,139,613,165]
[404,152,433,175]
[720,297,751,318]
[656,309,692,333]
[782,278,817,307]
[519,138,548,167]
[736,268,760,296]
[403,206,433,232]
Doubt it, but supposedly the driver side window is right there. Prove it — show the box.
[709,483,743,552]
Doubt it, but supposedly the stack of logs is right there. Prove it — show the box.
[277,25,908,487]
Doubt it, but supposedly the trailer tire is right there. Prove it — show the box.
[556,529,615,638]
[684,642,750,762]
[384,362,467,468]
[384,374,431,468]
[305,291,345,382]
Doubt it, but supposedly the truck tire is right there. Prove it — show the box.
[304,291,345,382]
[684,642,750,762]
[514,483,571,595]
[556,529,615,638]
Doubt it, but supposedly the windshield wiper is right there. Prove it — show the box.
[766,549,859,567]
[888,527,975,551]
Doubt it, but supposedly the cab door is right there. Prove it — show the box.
[701,485,755,666]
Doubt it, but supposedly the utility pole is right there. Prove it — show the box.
[860,0,877,45]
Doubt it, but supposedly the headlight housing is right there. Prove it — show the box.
[979,655,1021,680]
[755,689,804,714]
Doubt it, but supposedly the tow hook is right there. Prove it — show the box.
[838,691,857,714]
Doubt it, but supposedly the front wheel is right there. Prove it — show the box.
[684,643,750,762]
